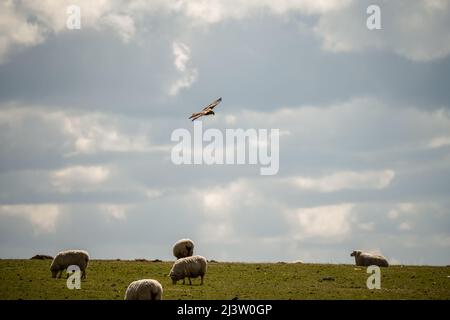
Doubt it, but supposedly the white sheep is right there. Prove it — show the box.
[172,238,195,259]
[351,250,389,267]
[169,255,207,285]
[124,279,163,300]
[50,249,90,279]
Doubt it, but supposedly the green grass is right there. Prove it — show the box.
[0,260,449,299]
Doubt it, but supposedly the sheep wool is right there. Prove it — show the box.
[351,250,389,267]
[50,249,90,279]
[169,255,207,285]
[172,238,195,259]
[124,279,163,300]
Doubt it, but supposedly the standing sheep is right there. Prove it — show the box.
[172,238,195,259]
[351,250,389,267]
[50,250,90,279]
[169,255,207,285]
[124,279,163,300]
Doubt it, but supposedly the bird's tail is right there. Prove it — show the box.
[189,112,199,119]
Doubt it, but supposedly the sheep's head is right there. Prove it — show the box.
[169,269,182,284]
[351,250,362,257]
[50,264,58,278]
[50,268,58,278]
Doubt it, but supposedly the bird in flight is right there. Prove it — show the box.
[189,97,222,121]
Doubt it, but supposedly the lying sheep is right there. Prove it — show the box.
[169,255,207,285]
[124,279,163,300]
[50,250,90,279]
[172,238,195,259]
[351,250,389,267]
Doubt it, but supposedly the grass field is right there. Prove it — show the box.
[0,259,449,300]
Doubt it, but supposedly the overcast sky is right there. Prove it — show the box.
[1,0,449,265]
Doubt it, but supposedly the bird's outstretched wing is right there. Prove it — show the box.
[202,97,222,111]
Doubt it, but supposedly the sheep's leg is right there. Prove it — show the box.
[81,270,86,280]
[200,275,204,285]
[182,278,185,285]
[58,270,63,279]
[188,277,192,285]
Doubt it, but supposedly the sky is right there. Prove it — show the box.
[0,0,450,265]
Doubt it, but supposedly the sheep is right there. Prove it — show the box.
[124,279,163,300]
[351,250,389,267]
[172,238,195,259]
[50,249,90,279]
[169,255,207,285]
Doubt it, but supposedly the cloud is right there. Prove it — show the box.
[0,0,137,62]
[169,41,198,96]
[1,0,449,63]
[0,204,61,233]
[0,1,45,63]
[289,170,395,192]
[314,0,450,61]
[357,221,375,231]
[428,136,450,149]
[99,204,128,221]
[100,14,136,43]
[0,106,163,161]
[388,203,416,220]
[51,166,110,192]
[286,203,353,241]
[169,0,351,24]
[62,112,154,154]
[399,221,413,231]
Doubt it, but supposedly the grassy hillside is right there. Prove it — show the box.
[0,259,449,299]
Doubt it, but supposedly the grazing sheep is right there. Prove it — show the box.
[169,255,207,285]
[124,279,163,300]
[50,250,90,279]
[351,250,389,267]
[31,254,53,260]
[172,238,195,259]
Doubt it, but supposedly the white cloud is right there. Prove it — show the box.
[0,1,45,63]
[193,179,267,244]
[399,221,413,231]
[51,166,110,192]
[0,204,61,233]
[100,204,128,221]
[197,179,261,216]
[145,189,164,199]
[388,209,399,220]
[0,0,136,62]
[428,136,450,149]
[388,203,416,220]
[0,106,159,155]
[171,0,351,24]
[314,0,450,61]
[169,41,198,96]
[1,0,448,63]
[100,14,136,43]
[358,221,375,231]
[289,170,395,192]
[62,113,153,154]
[287,203,353,241]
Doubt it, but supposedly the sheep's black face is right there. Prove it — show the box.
[351,251,362,257]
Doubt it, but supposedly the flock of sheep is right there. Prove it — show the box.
[48,240,389,300]
[49,238,207,300]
